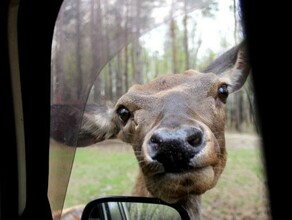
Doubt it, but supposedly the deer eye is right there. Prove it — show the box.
[117,106,131,124]
[218,84,229,103]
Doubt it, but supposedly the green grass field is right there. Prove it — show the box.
[63,142,138,207]
[50,134,271,219]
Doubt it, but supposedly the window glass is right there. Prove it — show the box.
[49,0,271,219]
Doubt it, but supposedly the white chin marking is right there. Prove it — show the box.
[150,166,215,203]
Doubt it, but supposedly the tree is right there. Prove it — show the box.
[183,0,190,70]
[90,0,103,102]
[53,6,65,104]
[75,0,83,102]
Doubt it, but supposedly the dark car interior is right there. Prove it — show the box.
[1,0,291,219]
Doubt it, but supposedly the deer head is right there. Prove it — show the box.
[51,41,250,219]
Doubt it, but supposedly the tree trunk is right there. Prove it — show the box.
[169,0,178,74]
[124,45,129,92]
[233,0,238,44]
[183,0,190,70]
[54,7,64,104]
[235,92,243,132]
[124,0,129,92]
[133,0,142,84]
[75,0,83,102]
[104,0,113,100]
[170,18,178,74]
[116,53,123,99]
[91,0,103,102]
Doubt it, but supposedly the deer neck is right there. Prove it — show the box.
[180,195,202,220]
[132,171,202,220]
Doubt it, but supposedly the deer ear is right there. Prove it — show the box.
[78,104,120,146]
[222,43,250,93]
[203,41,250,93]
[50,104,120,147]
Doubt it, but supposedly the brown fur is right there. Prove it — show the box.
[114,71,228,219]
[51,41,249,219]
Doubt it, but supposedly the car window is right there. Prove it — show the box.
[49,0,271,219]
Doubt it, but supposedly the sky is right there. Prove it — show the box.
[140,0,239,58]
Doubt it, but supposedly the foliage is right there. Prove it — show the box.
[51,0,255,132]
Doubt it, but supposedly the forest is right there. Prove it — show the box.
[51,0,256,133]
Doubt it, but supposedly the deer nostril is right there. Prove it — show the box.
[150,134,162,145]
[149,134,162,155]
[150,134,162,148]
[148,127,205,173]
[187,132,202,148]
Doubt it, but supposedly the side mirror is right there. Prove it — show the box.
[81,196,190,220]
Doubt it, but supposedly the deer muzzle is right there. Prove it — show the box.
[148,126,204,173]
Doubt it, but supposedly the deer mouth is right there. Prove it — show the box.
[141,134,223,203]
[158,164,208,175]
[146,140,220,176]
[145,165,216,203]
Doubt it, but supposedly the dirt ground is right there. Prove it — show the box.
[202,132,271,220]
[225,132,262,149]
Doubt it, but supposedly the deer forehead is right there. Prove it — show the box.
[116,70,224,112]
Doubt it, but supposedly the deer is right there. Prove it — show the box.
[51,41,250,220]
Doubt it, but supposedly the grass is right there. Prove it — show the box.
[201,147,270,219]
[62,141,138,209]
[49,134,271,219]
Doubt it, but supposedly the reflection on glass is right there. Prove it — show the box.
[89,202,181,220]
